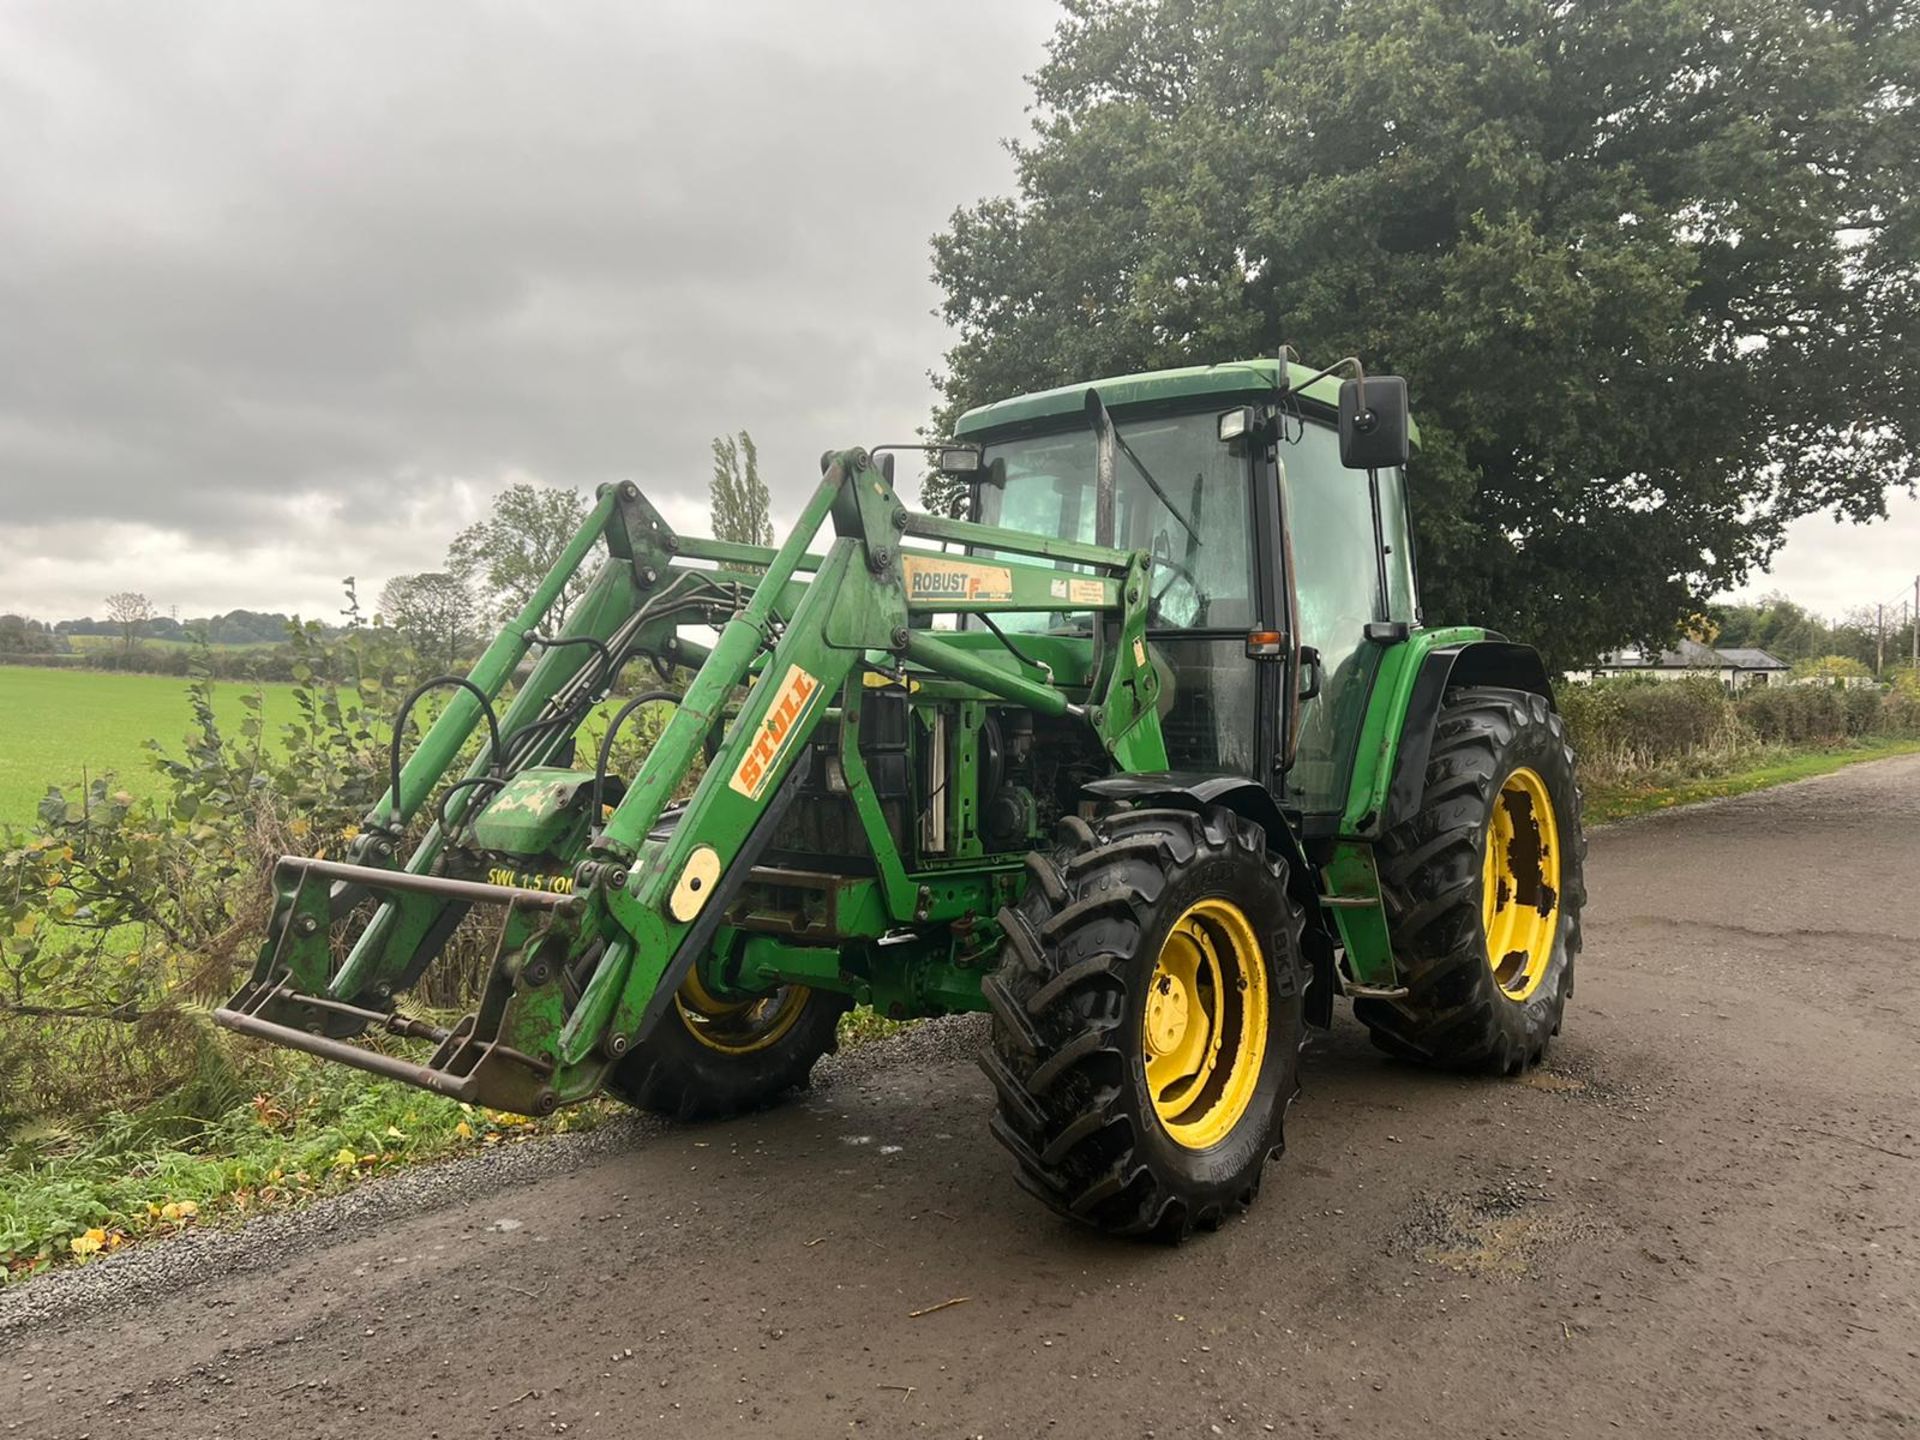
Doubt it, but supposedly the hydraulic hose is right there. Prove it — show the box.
[588,689,683,835]
[386,676,505,832]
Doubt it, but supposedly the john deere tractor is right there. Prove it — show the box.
[217,356,1583,1240]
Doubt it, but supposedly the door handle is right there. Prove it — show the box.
[1297,646,1323,702]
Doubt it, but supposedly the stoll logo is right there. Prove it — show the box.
[728,664,821,800]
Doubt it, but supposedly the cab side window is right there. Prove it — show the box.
[1283,424,1414,812]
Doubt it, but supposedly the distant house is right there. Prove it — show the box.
[1572,638,1790,691]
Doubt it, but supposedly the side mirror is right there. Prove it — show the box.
[1338,376,1410,470]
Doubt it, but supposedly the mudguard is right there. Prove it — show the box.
[1381,639,1555,831]
[1081,771,1336,1027]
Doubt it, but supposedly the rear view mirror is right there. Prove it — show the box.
[1338,376,1410,470]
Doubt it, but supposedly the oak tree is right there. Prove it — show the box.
[931,0,1920,664]
[449,483,596,626]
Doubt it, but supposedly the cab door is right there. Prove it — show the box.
[1271,419,1417,820]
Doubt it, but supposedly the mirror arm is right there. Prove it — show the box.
[1366,466,1391,622]
[1281,355,1367,401]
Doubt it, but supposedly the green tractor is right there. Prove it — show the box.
[217,356,1584,1240]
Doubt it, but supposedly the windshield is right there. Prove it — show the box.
[975,410,1253,632]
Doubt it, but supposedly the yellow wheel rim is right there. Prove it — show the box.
[674,968,811,1055]
[1481,767,1562,1002]
[1142,897,1269,1150]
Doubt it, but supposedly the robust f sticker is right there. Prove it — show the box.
[728,664,821,799]
[902,555,1013,603]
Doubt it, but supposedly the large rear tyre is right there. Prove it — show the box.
[1355,686,1585,1074]
[608,971,851,1120]
[980,804,1308,1241]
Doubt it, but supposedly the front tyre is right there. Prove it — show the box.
[608,970,851,1120]
[980,804,1308,1240]
[1356,686,1586,1074]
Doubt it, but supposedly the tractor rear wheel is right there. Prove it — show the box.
[608,970,851,1120]
[1356,686,1585,1074]
[980,804,1307,1240]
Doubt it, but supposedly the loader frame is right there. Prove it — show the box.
[218,449,1173,1112]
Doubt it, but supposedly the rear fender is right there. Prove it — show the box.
[1382,640,1554,831]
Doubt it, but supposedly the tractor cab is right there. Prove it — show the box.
[955,358,1419,819]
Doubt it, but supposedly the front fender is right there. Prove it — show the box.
[1081,771,1316,914]
[1081,771,1335,1025]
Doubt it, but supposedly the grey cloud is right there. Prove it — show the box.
[0,0,1052,615]
[11,0,1900,627]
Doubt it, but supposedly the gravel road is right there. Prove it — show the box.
[5,755,1919,1438]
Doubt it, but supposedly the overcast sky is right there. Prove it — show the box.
[0,0,1913,629]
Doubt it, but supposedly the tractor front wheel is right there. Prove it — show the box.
[980,804,1307,1240]
[608,970,851,1120]
[1356,686,1585,1074]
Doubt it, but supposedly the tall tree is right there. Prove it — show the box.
[0,615,54,654]
[379,572,480,668]
[930,0,1920,666]
[709,430,774,547]
[448,483,596,626]
[1710,593,1832,661]
[103,591,153,655]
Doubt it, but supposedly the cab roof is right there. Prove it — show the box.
[953,357,1420,444]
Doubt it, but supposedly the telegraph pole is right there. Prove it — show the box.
[1877,603,1885,677]
[1912,577,1918,673]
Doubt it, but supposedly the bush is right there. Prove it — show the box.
[1558,674,1739,775]
[0,623,417,1125]
[1843,686,1882,736]
[1558,672,1920,787]
[1880,683,1920,735]
[1735,685,1848,745]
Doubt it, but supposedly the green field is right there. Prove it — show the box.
[0,666,300,832]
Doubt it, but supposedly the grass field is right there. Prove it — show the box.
[0,666,300,832]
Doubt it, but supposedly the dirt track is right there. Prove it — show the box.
[6,757,1919,1438]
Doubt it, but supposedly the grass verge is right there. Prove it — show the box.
[1583,735,1920,822]
[2,1003,910,1284]
[0,1054,614,1283]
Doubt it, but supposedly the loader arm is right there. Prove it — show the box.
[216,448,1160,1114]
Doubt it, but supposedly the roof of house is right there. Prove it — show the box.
[1711,647,1790,670]
[1596,639,1789,671]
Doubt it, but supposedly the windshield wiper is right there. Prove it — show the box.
[1082,388,1200,545]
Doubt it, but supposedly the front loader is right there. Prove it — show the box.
[217,356,1584,1239]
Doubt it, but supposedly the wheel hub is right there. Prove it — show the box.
[1145,972,1193,1055]
[674,968,812,1055]
[1141,897,1269,1151]
[1481,765,1562,1002]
